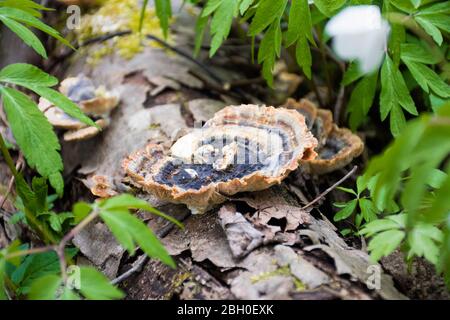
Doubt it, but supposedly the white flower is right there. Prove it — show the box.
[325,5,390,74]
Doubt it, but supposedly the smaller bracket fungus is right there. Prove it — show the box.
[123,105,318,214]
[38,75,119,141]
[282,98,364,174]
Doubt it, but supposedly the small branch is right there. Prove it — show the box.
[5,245,54,260]
[301,166,358,210]
[110,254,148,285]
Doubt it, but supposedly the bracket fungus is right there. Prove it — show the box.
[38,75,119,141]
[282,98,364,174]
[123,105,318,214]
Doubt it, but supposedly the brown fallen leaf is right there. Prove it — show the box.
[218,203,264,259]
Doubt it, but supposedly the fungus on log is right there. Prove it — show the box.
[123,105,318,214]
[38,75,119,141]
[282,98,364,174]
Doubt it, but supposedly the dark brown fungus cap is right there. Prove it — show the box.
[123,105,318,214]
[282,98,364,175]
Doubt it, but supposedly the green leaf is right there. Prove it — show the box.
[0,258,6,300]
[0,63,57,86]
[209,0,238,57]
[408,223,443,265]
[257,21,281,86]
[336,186,357,195]
[359,198,378,223]
[27,86,96,128]
[78,266,123,300]
[100,207,175,268]
[138,0,149,33]
[11,248,77,294]
[388,23,405,67]
[313,0,346,17]
[368,229,405,261]
[0,15,46,58]
[0,87,63,194]
[28,274,61,300]
[360,214,406,237]
[73,202,92,225]
[295,34,312,79]
[403,60,450,97]
[202,0,223,16]
[286,0,313,46]
[239,0,255,15]
[380,55,417,135]
[415,16,443,45]
[194,10,208,57]
[334,199,358,221]
[347,71,379,130]
[248,0,288,35]
[342,61,364,86]
[0,7,72,48]
[390,104,406,137]
[400,43,440,64]
[426,168,447,189]
[154,0,171,39]
[99,194,183,229]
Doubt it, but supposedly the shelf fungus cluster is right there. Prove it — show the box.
[282,98,364,174]
[38,75,119,141]
[123,102,363,214]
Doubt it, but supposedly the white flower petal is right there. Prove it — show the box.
[325,5,390,74]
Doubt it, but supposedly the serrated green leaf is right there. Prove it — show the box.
[400,43,440,64]
[0,15,46,58]
[0,87,63,194]
[99,194,183,228]
[360,214,406,237]
[0,63,57,87]
[359,198,378,223]
[209,0,238,57]
[11,248,77,294]
[334,199,358,221]
[202,0,223,16]
[239,0,254,15]
[194,10,208,57]
[100,207,175,268]
[347,71,379,130]
[415,16,443,45]
[408,223,443,265]
[336,186,357,195]
[313,0,346,17]
[286,0,313,46]
[403,60,450,97]
[368,229,405,261]
[79,266,123,300]
[248,0,287,35]
[0,7,72,48]
[28,274,61,300]
[154,0,171,39]
[390,104,406,137]
[27,86,96,128]
[295,34,312,79]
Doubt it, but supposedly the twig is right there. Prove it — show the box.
[110,254,148,285]
[301,166,358,210]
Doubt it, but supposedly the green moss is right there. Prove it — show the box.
[76,0,172,64]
